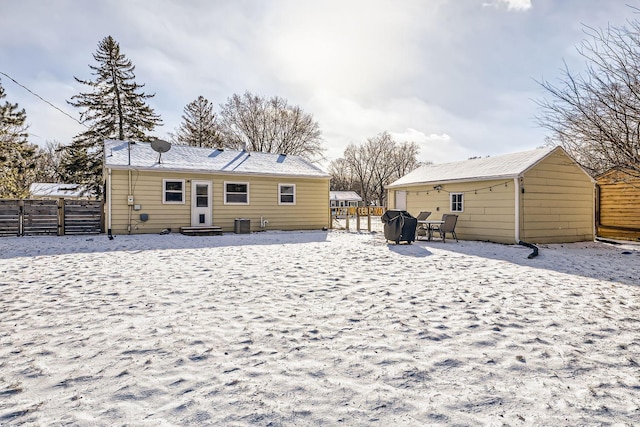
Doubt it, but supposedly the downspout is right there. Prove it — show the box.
[127,141,132,234]
[514,177,520,243]
[128,169,132,233]
[595,183,600,233]
[107,168,113,239]
[515,176,538,258]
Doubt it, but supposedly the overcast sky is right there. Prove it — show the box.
[0,0,636,165]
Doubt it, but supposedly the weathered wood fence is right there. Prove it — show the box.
[0,199,103,237]
[329,206,386,232]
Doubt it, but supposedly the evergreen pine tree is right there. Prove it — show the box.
[57,143,96,192]
[0,79,37,198]
[64,35,162,196]
[172,96,223,148]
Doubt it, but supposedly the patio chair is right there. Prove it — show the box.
[415,211,432,239]
[432,214,458,242]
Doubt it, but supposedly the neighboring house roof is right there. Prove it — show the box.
[104,139,329,178]
[29,182,89,198]
[329,191,362,201]
[388,146,578,187]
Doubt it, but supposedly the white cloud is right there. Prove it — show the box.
[308,93,475,165]
[482,0,532,11]
[390,129,451,143]
[3,0,637,173]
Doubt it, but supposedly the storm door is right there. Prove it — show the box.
[191,180,212,226]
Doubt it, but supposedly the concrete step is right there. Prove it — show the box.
[179,226,223,236]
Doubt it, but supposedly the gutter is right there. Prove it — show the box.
[387,174,521,190]
[105,164,329,179]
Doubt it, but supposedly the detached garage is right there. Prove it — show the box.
[387,146,595,244]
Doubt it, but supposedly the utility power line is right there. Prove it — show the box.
[0,70,89,130]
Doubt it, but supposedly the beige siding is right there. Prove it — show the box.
[597,170,640,240]
[212,175,329,231]
[108,169,329,234]
[401,179,517,244]
[520,150,594,244]
[387,190,395,210]
[387,149,594,244]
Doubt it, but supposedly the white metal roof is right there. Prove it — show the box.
[29,182,89,198]
[329,191,362,201]
[103,139,329,178]
[388,146,560,187]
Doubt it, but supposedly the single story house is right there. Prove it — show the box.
[596,168,640,241]
[103,139,330,235]
[329,191,362,208]
[29,183,93,200]
[386,146,595,244]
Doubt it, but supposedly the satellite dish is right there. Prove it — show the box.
[151,139,171,153]
[151,139,171,164]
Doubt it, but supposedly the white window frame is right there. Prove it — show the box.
[163,179,185,204]
[278,183,296,205]
[224,181,250,205]
[450,192,464,212]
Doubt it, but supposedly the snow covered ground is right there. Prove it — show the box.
[1,230,639,426]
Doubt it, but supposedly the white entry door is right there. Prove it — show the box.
[191,180,212,226]
[395,190,407,211]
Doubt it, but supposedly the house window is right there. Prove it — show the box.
[163,179,185,203]
[224,182,249,204]
[278,184,296,205]
[450,193,463,212]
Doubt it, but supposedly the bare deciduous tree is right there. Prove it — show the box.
[327,158,357,191]
[331,131,421,206]
[33,141,65,183]
[536,16,640,178]
[218,91,324,161]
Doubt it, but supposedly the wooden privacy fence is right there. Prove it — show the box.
[329,206,386,232]
[0,199,103,237]
[595,171,640,240]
